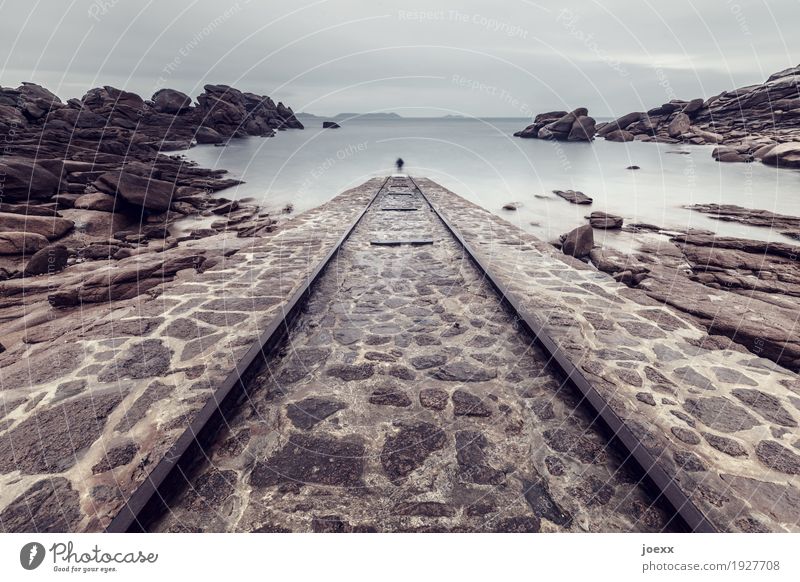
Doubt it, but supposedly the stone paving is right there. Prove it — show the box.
[154,177,669,533]
[416,177,800,533]
[0,178,383,532]
[3,175,798,533]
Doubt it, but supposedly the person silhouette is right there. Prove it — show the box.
[395,157,405,172]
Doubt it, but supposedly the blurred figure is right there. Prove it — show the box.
[395,157,405,172]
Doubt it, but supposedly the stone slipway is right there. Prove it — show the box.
[0,178,383,532]
[416,178,800,532]
[1,176,799,533]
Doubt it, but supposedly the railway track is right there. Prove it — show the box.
[108,176,715,533]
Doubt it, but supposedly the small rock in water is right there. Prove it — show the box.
[553,190,593,205]
[322,121,340,129]
[588,211,624,229]
[502,202,519,211]
[626,165,640,170]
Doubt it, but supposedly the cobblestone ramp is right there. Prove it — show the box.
[154,177,669,533]
[0,178,384,532]
[415,177,800,533]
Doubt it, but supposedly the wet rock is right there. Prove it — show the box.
[502,202,519,211]
[684,396,760,433]
[286,398,346,430]
[97,339,173,382]
[381,422,446,482]
[0,392,123,474]
[761,142,800,169]
[0,478,81,532]
[419,388,448,410]
[667,112,690,137]
[561,224,594,258]
[523,478,572,527]
[452,390,493,417]
[731,388,797,427]
[755,440,800,474]
[250,433,365,487]
[636,392,656,406]
[322,121,340,129]
[74,192,117,212]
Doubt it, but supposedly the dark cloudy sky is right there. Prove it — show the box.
[1,0,797,116]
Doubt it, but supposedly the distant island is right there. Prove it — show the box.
[297,111,404,121]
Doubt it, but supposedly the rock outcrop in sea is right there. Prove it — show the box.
[0,82,303,286]
[515,65,800,169]
[513,108,596,142]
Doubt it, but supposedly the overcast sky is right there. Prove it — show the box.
[1,0,797,117]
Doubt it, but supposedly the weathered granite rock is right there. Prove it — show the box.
[553,190,593,204]
[0,231,49,255]
[562,224,594,258]
[23,244,68,276]
[588,211,623,229]
[0,212,74,240]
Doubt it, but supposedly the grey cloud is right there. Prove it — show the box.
[0,0,797,116]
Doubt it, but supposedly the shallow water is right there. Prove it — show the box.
[180,118,800,249]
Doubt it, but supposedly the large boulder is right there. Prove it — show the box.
[667,112,691,137]
[597,111,642,137]
[562,224,594,258]
[0,231,50,255]
[761,142,800,169]
[0,157,62,201]
[151,89,192,114]
[194,126,225,144]
[94,172,175,211]
[0,212,74,240]
[24,244,68,276]
[567,116,596,141]
[604,129,635,142]
[74,192,117,212]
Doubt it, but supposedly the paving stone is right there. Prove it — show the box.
[0,478,81,532]
[542,428,606,464]
[381,422,447,482]
[419,388,448,411]
[369,386,412,407]
[325,363,374,381]
[523,478,572,527]
[286,398,346,430]
[683,397,760,433]
[732,389,797,427]
[455,431,505,485]
[755,440,800,474]
[409,354,447,370]
[0,392,123,474]
[452,390,493,417]
[671,427,701,445]
[433,361,497,382]
[250,434,365,487]
[97,339,172,383]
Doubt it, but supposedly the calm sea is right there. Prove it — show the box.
[180,117,800,250]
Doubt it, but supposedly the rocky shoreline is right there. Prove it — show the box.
[0,81,303,352]
[516,64,800,168]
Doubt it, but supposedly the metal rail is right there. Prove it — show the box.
[408,175,716,533]
[106,176,390,533]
